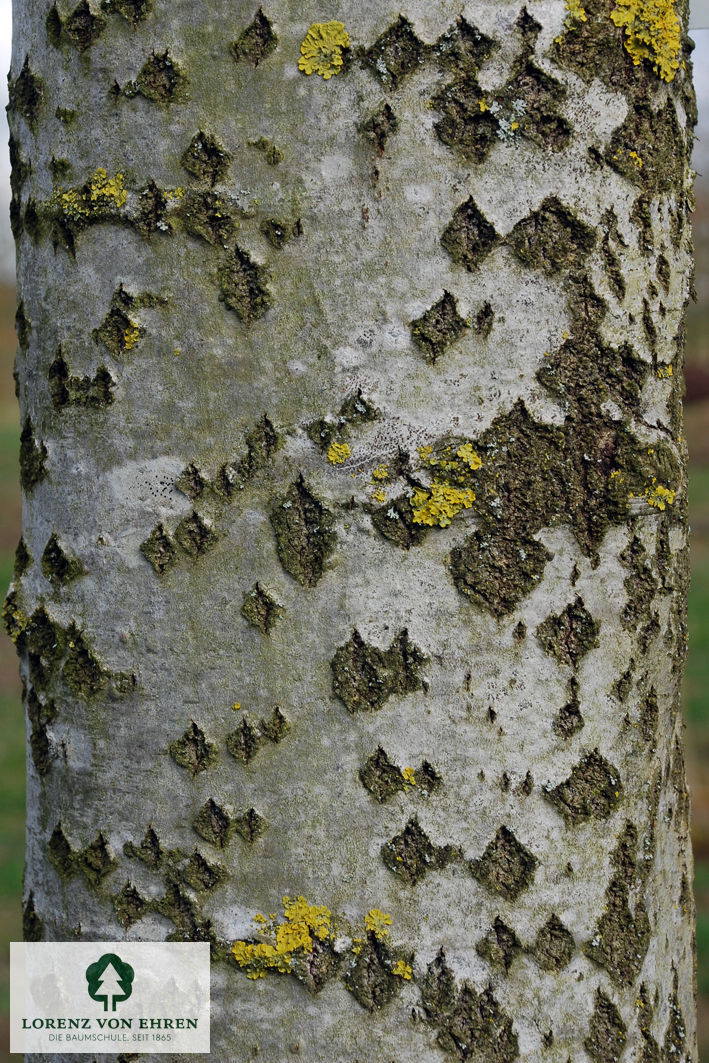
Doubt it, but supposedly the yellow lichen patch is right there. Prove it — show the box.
[327,441,351,464]
[610,0,681,81]
[57,168,127,222]
[123,324,141,351]
[456,443,482,470]
[565,0,588,20]
[232,896,333,980]
[629,150,643,167]
[656,364,673,378]
[372,487,387,504]
[479,96,489,112]
[402,766,417,788]
[231,701,241,711]
[372,464,389,481]
[644,479,676,510]
[298,21,350,79]
[393,959,413,980]
[365,909,392,939]
[418,444,433,462]
[411,483,476,527]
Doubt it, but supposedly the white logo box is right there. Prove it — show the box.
[11,942,210,1054]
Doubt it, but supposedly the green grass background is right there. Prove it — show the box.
[1,276,709,1057]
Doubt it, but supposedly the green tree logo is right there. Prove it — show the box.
[85,953,134,1011]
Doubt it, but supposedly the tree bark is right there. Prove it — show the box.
[6,0,698,1059]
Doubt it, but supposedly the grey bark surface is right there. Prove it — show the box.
[6,0,698,1059]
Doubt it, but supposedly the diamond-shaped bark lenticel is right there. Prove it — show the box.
[441,196,500,272]
[543,749,623,825]
[410,291,469,363]
[331,628,427,713]
[469,826,537,900]
[364,16,426,90]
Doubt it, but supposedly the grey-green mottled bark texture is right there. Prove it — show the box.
[6,0,698,1058]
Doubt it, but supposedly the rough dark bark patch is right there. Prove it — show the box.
[63,622,107,698]
[219,246,273,322]
[176,191,237,245]
[435,16,496,74]
[441,197,500,272]
[476,917,522,973]
[20,417,47,491]
[361,102,399,155]
[381,817,455,885]
[536,597,600,669]
[532,914,574,971]
[8,57,44,129]
[124,825,163,869]
[41,534,85,587]
[23,891,44,941]
[230,9,277,67]
[169,721,218,776]
[270,476,335,586]
[552,681,585,737]
[174,511,218,558]
[124,50,188,103]
[114,882,149,928]
[241,583,282,633]
[140,523,177,575]
[364,17,426,90]
[345,933,401,1010]
[410,291,469,362]
[507,197,596,275]
[433,76,499,163]
[181,850,226,892]
[62,1,106,51]
[77,833,117,886]
[584,989,627,1063]
[49,350,115,409]
[181,131,231,185]
[370,495,429,550]
[193,799,232,848]
[360,747,441,802]
[15,300,30,350]
[233,807,267,842]
[14,538,31,578]
[450,531,551,617]
[544,749,622,825]
[469,826,537,901]
[331,628,427,714]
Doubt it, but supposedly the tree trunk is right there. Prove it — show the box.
[6,0,698,1058]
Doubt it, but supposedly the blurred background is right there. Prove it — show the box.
[0,2,708,1059]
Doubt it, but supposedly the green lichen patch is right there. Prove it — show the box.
[607,100,685,194]
[176,190,237,245]
[49,350,115,409]
[63,622,108,699]
[230,8,277,67]
[584,989,627,1063]
[124,825,163,869]
[15,301,30,352]
[241,583,282,633]
[532,914,574,971]
[507,198,596,275]
[23,892,44,941]
[20,417,47,491]
[174,511,218,558]
[62,1,107,51]
[344,933,402,1011]
[544,749,622,824]
[169,721,218,776]
[469,826,537,901]
[49,823,77,876]
[193,799,233,848]
[180,850,226,892]
[370,494,430,550]
[552,680,584,737]
[114,881,149,928]
[364,16,427,90]
[8,57,45,129]
[410,290,469,363]
[420,951,519,1062]
[361,101,399,155]
[248,137,283,165]
[536,597,600,669]
[41,534,85,588]
[381,817,455,885]
[233,807,267,842]
[140,523,177,575]
[359,747,441,802]
[270,476,336,586]
[27,689,57,775]
[433,76,499,163]
[176,463,206,501]
[181,131,231,186]
[219,245,273,322]
[441,197,500,272]
[504,61,571,151]
[14,538,31,579]
[331,628,427,714]
[122,50,189,103]
[48,155,70,180]
[450,531,551,617]
[435,16,496,75]
[476,916,522,973]
[259,217,299,249]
